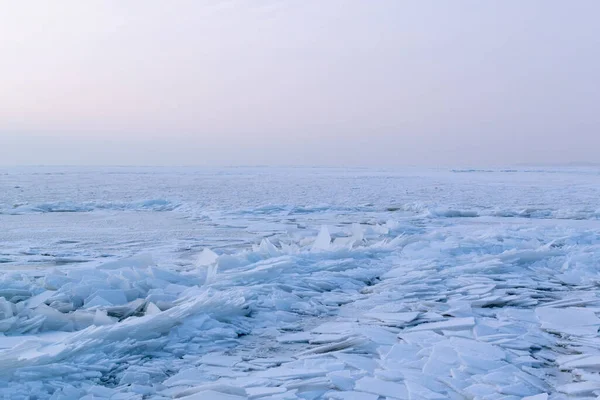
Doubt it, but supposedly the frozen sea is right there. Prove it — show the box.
[1,166,600,399]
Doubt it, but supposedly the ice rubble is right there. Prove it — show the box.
[2,217,600,399]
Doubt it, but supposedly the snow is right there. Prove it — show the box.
[1,165,600,399]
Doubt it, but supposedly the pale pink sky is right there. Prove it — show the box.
[1,1,599,166]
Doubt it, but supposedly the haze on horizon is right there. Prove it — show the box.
[1,1,599,167]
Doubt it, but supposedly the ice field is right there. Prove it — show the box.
[1,166,600,399]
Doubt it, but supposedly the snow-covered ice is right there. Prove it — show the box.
[1,166,600,399]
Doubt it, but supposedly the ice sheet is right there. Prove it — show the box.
[1,166,600,398]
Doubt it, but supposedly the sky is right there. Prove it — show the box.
[1,1,599,166]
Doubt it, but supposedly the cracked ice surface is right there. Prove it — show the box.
[2,166,600,399]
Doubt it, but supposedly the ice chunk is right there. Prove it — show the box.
[197,248,219,266]
[93,310,115,326]
[120,372,150,385]
[408,317,475,332]
[180,390,246,400]
[312,225,331,251]
[449,337,506,361]
[164,283,188,295]
[332,236,357,250]
[423,344,459,376]
[522,394,548,400]
[258,238,280,256]
[83,297,111,310]
[43,273,72,291]
[145,302,162,315]
[296,336,365,356]
[85,290,128,306]
[363,311,420,327]
[325,391,379,400]
[0,286,30,298]
[172,382,246,398]
[246,387,287,398]
[405,381,446,400]
[357,326,399,345]
[557,381,600,395]
[106,298,146,319]
[26,291,55,309]
[334,353,379,373]
[312,322,355,334]
[0,298,14,320]
[163,368,207,387]
[250,357,295,366]
[463,383,498,397]
[327,370,356,391]
[536,307,600,336]
[256,367,326,379]
[351,223,365,242]
[70,310,96,330]
[354,377,409,399]
[87,385,118,397]
[99,254,155,270]
[0,316,16,332]
[277,332,313,343]
[150,266,186,283]
[199,353,242,367]
[34,303,73,331]
[383,342,418,359]
[205,264,219,284]
[309,334,350,344]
